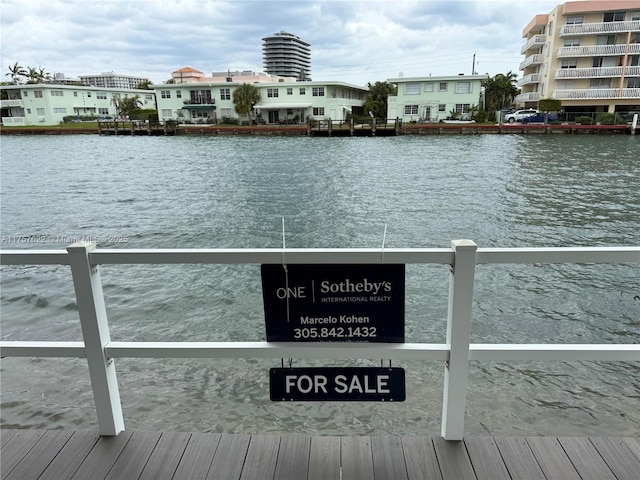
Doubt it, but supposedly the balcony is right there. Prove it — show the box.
[519,54,544,70]
[560,20,640,36]
[514,92,540,103]
[557,44,640,58]
[552,88,640,99]
[520,34,546,54]
[518,73,542,87]
[555,66,640,79]
[183,98,215,106]
[1,99,22,108]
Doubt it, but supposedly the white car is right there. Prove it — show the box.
[504,109,538,123]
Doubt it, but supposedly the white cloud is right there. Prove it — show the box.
[1,0,562,85]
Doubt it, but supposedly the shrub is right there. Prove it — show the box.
[220,117,239,125]
[598,113,616,125]
[575,116,593,125]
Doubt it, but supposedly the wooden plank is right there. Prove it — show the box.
[432,437,476,480]
[464,436,510,480]
[207,433,250,480]
[71,430,133,479]
[273,435,310,480]
[5,430,73,480]
[0,430,19,449]
[372,436,408,480]
[622,437,640,462]
[341,436,374,480]
[138,431,191,480]
[525,436,580,480]
[173,432,221,480]
[104,431,161,480]
[494,436,545,480]
[557,437,616,480]
[0,429,45,478]
[589,437,640,480]
[38,431,100,480]
[308,436,341,480]
[239,435,280,480]
[401,436,442,480]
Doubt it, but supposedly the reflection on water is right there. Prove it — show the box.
[1,134,638,436]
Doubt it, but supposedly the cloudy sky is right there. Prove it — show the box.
[2,0,564,86]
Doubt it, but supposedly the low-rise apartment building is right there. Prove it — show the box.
[1,84,156,126]
[386,75,485,122]
[155,67,368,124]
[518,0,640,115]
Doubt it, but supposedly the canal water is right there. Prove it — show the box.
[1,134,638,436]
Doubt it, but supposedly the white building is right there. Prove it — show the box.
[79,72,150,90]
[155,67,367,124]
[386,75,485,122]
[1,84,156,126]
[262,31,312,80]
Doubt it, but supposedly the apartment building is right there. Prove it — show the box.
[155,69,367,124]
[1,84,156,126]
[518,0,640,115]
[262,31,312,81]
[386,75,485,122]
[79,72,150,90]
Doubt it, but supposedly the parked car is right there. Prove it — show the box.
[520,113,558,123]
[503,109,538,123]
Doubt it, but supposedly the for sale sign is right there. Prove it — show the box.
[261,264,405,342]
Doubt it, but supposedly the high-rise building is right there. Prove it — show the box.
[518,1,640,116]
[262,31,311,81]
[79,72,150,90]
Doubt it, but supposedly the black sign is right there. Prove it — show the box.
[270,367,405,401]
[261,264,405,342]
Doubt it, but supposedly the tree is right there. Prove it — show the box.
[136,79,153,90]
[232,83,261,124]
[538,98,562,124]
[364,81,397,119]
[6,62,26,84]
[111,94,142,118]
[483,71,520,114]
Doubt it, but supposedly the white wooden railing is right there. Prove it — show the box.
[1,241,639,440]
[560,20,640,36]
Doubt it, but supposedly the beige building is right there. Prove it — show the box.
[518,0,640,116]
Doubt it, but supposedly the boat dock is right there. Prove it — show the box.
[97,120,177,136]
[2,429,639,479]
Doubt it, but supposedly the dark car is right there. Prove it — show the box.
[520,113,558,123]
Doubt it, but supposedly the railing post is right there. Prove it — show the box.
[67,242,124,436]
[441,239,477,440]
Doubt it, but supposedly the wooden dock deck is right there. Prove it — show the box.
[1,429,639,479]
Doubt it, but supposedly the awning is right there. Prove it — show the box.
[342,106,352,112]
[253,103,312,109]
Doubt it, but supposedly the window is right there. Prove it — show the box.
[405,83,420,94]
[161,109,172,118]
[593,57,604,68]
[176,91,182,98]
[74,92,78,97]
[561,59,577,68]
[564,38,580,47]
[145,94,154,101]
[589,78,611,88]
[161,90,171,99]
[628,55,640,66]
[53,107,67,113]
[23,91,28,97]
[267,88,279,98]
[220,108,233,117]
[87,92,91,97]
[404,105,419,115]
[603,12,625,22]
[632,11,640,21]
[96,93,107,99]
[26,108,31,114]
[99,108,109,115]
[34,91,43,98]
[438,104,446,112]
[313,107,325,116]
[439,82,447,91]
[424,83,434,92]
[455,104,471,114]
[455,81,471,93]
[312,87,325,96]
[220,88,231,100]
[627,78,640,88]
[51,90,64,97]
[300,88,306,95]
[37,108,45,115]
[596,35,616,45]
[565,16,583,25]
[287,88,293,95]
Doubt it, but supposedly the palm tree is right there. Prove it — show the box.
[6,62,27,83]
[111,94,143,118]
[483,71,520,113]
[364,81,398,120]
[232,83,261,125]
